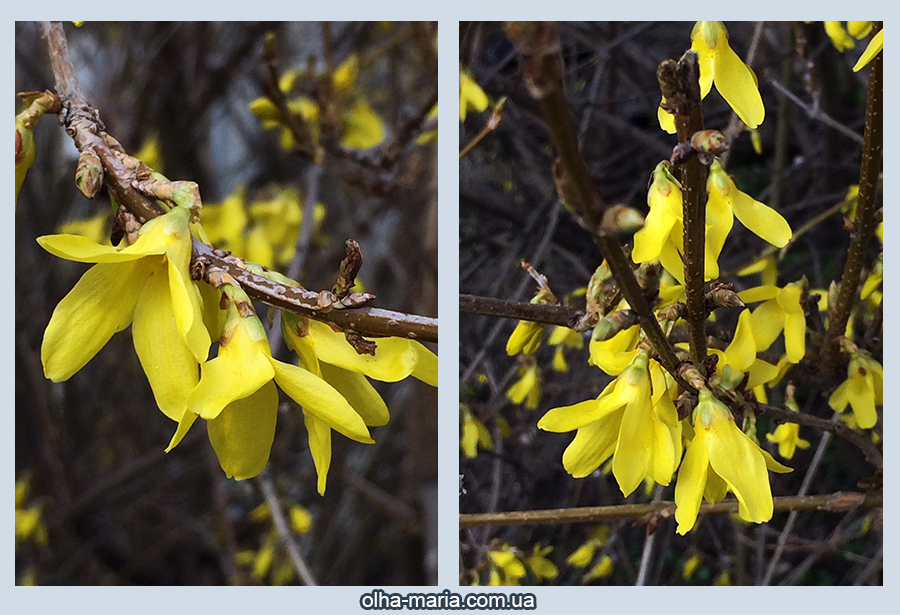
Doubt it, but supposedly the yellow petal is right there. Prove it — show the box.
[847,369,877,429]
[307,320,416,382]
[675,429,709,535]
[706,418,772,523]
[132,264,199,421]
[164,229,210,363]
[42,259,154,381]
[271,359,373,443]
[340,100,385,150]
[560,409,623,478]
[303,412,332,495]
[724,309,757,373]
[411,341,438,386]
[783,311,807,363]
[538,393,611,434]
[710,35,765,128]
[738,285,780,303]
[853,29,883,72]
[320,362,389,426]
[189,320,275,420]
[165,408,199,452]
[612,376,654,496]
[749,300,785,352]
[730,190,791,248]
[207,381,278,480]
[37,230,167,263]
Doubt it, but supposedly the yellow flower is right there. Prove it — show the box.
[738,282,807,363]
[581,555,614,583]
[506,363,541,409]
[39,207,210,422]
[488,546,526,585]
[823,21,857,51]
[289,505,313,535]
[682,554,702,579]
[340,99,385,150]
[828,353,882,429]
[659,22,764,132]
[548,325,583,373]
[525,543,559,582]
[567,543,596,568]
[632,162,687,283]
[278,313,436,493]
[460,68,489,121]
[766,422,811,460]
[675,389,791,534]
[506,320,545,355]
[539,352,681,495]
[461,406,493,458]
[589,324,641,376]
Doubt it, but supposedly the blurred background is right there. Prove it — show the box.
[459,22,881,585]
[16,21,438,585]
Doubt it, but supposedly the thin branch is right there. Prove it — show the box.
[459,293,584,329]
[257,474,318,586]
[459,492,882,528]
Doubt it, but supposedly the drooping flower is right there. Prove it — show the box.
[461,405,493,458]
[659,21,764,133]
[539,351,682,496]
[506,319,545,355]
[167,286,376,486]
[738,282,807,363]
[674,388,791,535]
[828,352,883,429]
[766,420,811,460]
[547,325,583,373]
[581,555,614,583]
[566,526,611,568]
[632,162,688,283]
[487,544,527,585]
[506,363,541,409]
[39,206,210,422]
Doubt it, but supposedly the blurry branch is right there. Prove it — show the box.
[459,97,506,159]
[504,22,683,383]
[767,78,864,145]
[258,474,317,586]
[819,21,882,374]
[459,492,882,528]
[39,21,437,345]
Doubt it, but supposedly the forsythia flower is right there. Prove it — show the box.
[506,363,541,409]
[589,324,641,376]
[675,389,791,534]
[525,543,559,582]
[828,352,883,429]
[853,28,883,72]
[506,319,545,355]
[487,545,527,585]
[766,421,811,460]
[39,206,210,422]
[682,554,702,579]
[738,282,807,363]
[581,555,614,583]
[659,21,764,132]
[460,68,489,121]
[567,526,611,568]
[548,325,583,373]
[460,405,493,458]
[632,162,689,283]
[539,351,682,496]
[707,309,780,390]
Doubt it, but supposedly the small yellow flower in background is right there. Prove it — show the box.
[460,67,489,121]
[506,320,545,355]
[682,554,703,579]
[525,543,559,582]
[548,325,583,373]
[739,282,807,363]
[823,21,858,51]
[766,419,811,460]
[289,505,313,535]
[133,133,164,172]
[460,405,493,458]
[828,352,882,429]
[737,255,778,288]
[659,21,764,132]
[675,388,791,535]
[567,525,611,568]
[581,555,614,583]
[714,571,732,585]
[506,363,541,409]
[488,545,527,585]
[340,99,385,150]
[15,475,48,549]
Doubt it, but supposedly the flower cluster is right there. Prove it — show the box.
[39,204,437,492]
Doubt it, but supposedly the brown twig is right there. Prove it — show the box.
[459,492,882,528]
[820,22,883,375]
[460,293,584,330]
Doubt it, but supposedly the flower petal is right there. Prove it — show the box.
[307,320,416,382]
[783,311,807,363]
[189,320,275,420]
[730,190,792,248]
[612,379,654,496]
[132,264,199,421]
[42,259,153,381]
[320,362,389,426]
[675,429,709,535]
[561,410,623,478]
[410,341,438,386]
[707,419,773,523]
[724,309,757,373]
[207,381,278,480]
[166,235,210,363]
[271,359,373,443]
[303,412,332,495]
[710,37,765,128]
[749,300,784,352]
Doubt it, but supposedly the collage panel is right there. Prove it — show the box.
[16,21,438,586]
[459,21,882,587]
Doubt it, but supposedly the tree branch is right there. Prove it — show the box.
[459,492,882,528]
[39,21,437,345]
